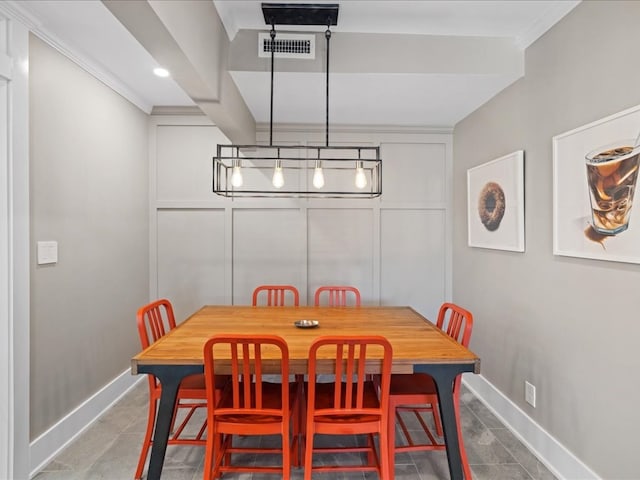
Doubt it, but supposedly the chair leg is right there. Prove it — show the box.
[223,434,231,467]
[454,396,472,480]
[282,419,291,480]
[292,387,301,468]
[212,432,227,480]
[379,424,390,480]
[135,397,157,480]
[366,433,376,466]
[203,427,214,480]
[388,399,398,480]
[303,425,314,480]
[169,397,181,436]
[297,377,306,468]
[432,399,444,437]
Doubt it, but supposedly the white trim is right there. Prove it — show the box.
[150,106,203,116]
[0,52,11,79]
[0,61,11,480]
[0,1,153,114]
[0,15,30,480]
[0,1,41,31]
[517,1,581,49]
[213,0,240,41]
[29,370,142,478]
[444,137,453,303]
[462,374,600,480]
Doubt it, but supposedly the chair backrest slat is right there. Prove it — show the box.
[314,286,361,307]
[137,299,179,393]
[204,335,289,416]
[436,302,473,399]
[252,285,300,306]
[308,335,392,414]
[436,302,473,347]
[137,298,176,349]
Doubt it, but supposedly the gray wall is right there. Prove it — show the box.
[453,2,640,478]
[29,36,149,438]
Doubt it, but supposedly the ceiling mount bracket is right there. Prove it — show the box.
[261,3,339,26]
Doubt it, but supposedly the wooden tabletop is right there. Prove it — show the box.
[132,305,480,375]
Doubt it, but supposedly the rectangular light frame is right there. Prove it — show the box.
[213,144,382,198]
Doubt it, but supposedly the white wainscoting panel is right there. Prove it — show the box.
[232,208,305,305]
[380,209,446,320]
[307,208,374,305]
[157,209,226,321]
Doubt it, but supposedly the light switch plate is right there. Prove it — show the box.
[37,241,58,265]
[525,381,536,408]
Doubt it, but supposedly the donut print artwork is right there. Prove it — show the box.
[467,150,524,251]
[478,182,506,231]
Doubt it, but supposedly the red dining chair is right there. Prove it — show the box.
[135,299,227,480]
[202,334,301,480]
[388,302,474,480]
[302,335,393,480]
[252,284,300,306]
[314,285,361,306]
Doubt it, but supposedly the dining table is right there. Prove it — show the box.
[131,305,480,480]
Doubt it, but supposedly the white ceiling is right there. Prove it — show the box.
[9,0,580,128]
[215,0,575,42]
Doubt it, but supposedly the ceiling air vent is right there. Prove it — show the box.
[258,32,315,59]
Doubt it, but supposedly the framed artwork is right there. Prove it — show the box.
[467,151,525,252]
[553,104,640,264]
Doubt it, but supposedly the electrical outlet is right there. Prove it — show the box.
[525,381,536,407]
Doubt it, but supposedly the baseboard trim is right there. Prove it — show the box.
[462,374,600,480]
[29,369,142,477]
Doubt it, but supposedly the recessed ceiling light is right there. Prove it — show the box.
[153,67,170,78]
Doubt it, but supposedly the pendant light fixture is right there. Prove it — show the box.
[213,3,382,198]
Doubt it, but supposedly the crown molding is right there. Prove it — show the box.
[0,1,41,30]
[150,106,204,116]
[0,1,153,114]
[517,0,581,49]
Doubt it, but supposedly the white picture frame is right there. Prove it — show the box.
[467,151,525,252]
[553,104,640,264]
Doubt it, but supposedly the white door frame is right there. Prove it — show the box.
[0,9,30,480]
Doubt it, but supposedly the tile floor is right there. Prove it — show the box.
[33,381,556,480]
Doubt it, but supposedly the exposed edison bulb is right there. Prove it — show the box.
[355,161,367,189]
[230,160,243,187]
[272,160,285,188]
[312,160,325,189]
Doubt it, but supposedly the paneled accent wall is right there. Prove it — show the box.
[150,115,452,323]
[307,208,374,305]
[232,208,305,305]
[380,209,446,316]
[157,209,227,316]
